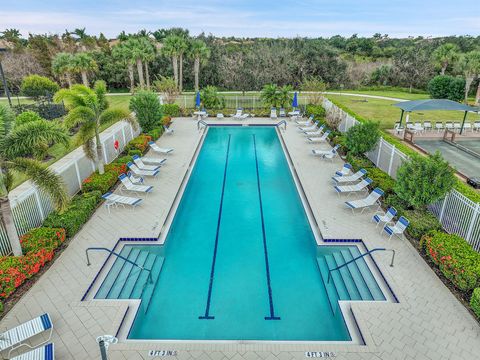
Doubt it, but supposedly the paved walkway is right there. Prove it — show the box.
[1,117,479,360]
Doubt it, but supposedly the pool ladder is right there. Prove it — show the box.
[327,248,395,284]
[86,247,153,284]
[276,120,287,130]
[197,120,208,130]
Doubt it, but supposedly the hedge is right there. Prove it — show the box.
[0,228,65,299]
[306,104,326,119]
[328,97,480,204]
[403,210,442,239]
[471,288,480,318]
[126,134,152,153]
[162,104,181,117]
[421,231,480,291]
[43,191,102,237]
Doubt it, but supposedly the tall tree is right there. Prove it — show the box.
[138,37,156,90]
[54,81,137,174]
[71,28,96,51]
[161,35,188,90]
[432,43,460,75]
[112,42,136,93]
[72,52,97,87]
[456,51,480,104]
[52,52,75,87]
[177,36,189,92]
[0,105,69,256]
[189,39,210,92]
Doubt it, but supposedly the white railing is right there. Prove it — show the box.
[0,120,140,255]
[322,98,480,251]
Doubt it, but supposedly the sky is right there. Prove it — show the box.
[1,0,480,39]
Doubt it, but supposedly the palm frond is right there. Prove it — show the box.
[2,120,70,159]
[6,158,69,211]
[63,106,95,129]
[0,105,15,142]
[75,121,96,160]
[99,108,134,128]
[0,168,13,194]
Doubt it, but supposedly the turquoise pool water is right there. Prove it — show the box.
[96,126,385,341]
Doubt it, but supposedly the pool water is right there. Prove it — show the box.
[96,126,385,341]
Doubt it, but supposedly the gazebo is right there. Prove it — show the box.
[393,99,479,135]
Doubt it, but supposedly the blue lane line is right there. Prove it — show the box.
[199,134,232,320]
[252,134,281,321]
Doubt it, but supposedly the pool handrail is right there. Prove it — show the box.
[327,247,395,283]
[86,247,153,283]
[276,120,287,130]
[197,119,208,130]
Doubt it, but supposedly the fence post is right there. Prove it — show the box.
[236,96,238,109]
[439,193,449,222]
[33,189,45,222]
[122,125,126,145]
[466,203,480,243]
[103,135,109,164]
[74,160,82,189]
[376,138,383,166]
[387,144,396,176]
[184,95,187,109]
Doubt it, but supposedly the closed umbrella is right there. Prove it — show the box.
[292,92,298,108]
[195,91,201,108]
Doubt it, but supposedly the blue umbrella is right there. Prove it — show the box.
[292,92,298,108]
[195,91,201,108]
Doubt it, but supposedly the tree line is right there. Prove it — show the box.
[1,28,480,102]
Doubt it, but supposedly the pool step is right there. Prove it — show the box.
[95,247,134,299]
[316,246,386,309]
[140,256,165,313]
[316,257,340,315]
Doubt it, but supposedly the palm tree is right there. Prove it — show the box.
[162,35,187,90]
[260,84,280,108]
[54,81,138,174]
[189,40,210,92]
[432,43,460,75]
[71,28,96,51]
[278,85,293,107]
[112,42,136,93]
[52,52,75,87]
[138,37,156,90]
[0,105,69,256]
[456,51,480,104]
[177,37,189,93]
[72,52,97,87]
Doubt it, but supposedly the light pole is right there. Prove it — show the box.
[0,46,12,107]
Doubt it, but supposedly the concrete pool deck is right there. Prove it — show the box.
[1,117,479,359]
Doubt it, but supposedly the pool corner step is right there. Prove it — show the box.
[140,255,165,313]
[317,257,340,315]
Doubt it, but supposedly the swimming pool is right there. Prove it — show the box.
[95,126,387,341]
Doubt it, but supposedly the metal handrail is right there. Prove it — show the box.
[197,120,208,130]
[86,247,152,283]
[327,248,395,283]
[276,120,287,130]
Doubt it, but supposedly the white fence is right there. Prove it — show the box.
[0,120,140,256]
[322,98,480,251]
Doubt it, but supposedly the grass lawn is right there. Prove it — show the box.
[329,90,430,100]
[326,94,479,130]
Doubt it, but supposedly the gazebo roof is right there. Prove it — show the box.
[393,99,478,112]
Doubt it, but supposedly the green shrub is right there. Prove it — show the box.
[421,231,480,291]
[395,152,456,208]
[127,149,142,157]
[147,127,164,141]
[471,288,480,318]
[427,75,465,102]
[383,194,409,213]
[367,167,396,194]
[403,209,442,239]
[82,170,118,193]
[15,111,44,127]
[129,91,163,132]
[201,86,225,109]
[20,75,59,99]
[345,153,375,171]
[43,191,101,237]
[306,104,326,119]
[345,120,380,156]
[126,134,152,153]
[162,104,181,117]
[20,227,66,253]
[114,155,133,165]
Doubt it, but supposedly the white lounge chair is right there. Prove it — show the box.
[148,141,173,154]
[296,115,313,126]
[270,108,278,119]
[11,343,54,360]
[312,144,340,161]
[163,125,174,135]
[230,108,243,118]
[435,122,444,133]
[474,121,480,132]
[345,188,384,213]
[334,178,372,195]
[335,163,353,177]
[372,207,397,228]
[423,121,432,131]
[453,122,461,132]
[304,126,325,137]
[102,192,142,212]
[140,157,166,165]
[383,216,410,240]
[279,108,286,117]
[462,122,472,132]
[127,171,144,185]
[0,313,53,358]
[119,174,153,194]
[445,121,454,131]
[298,123,318,132]
[307,130,330,143]
[332,169,367,184]
[132,155,161,171]
[234,113,249,120]
[127,162,160,177]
